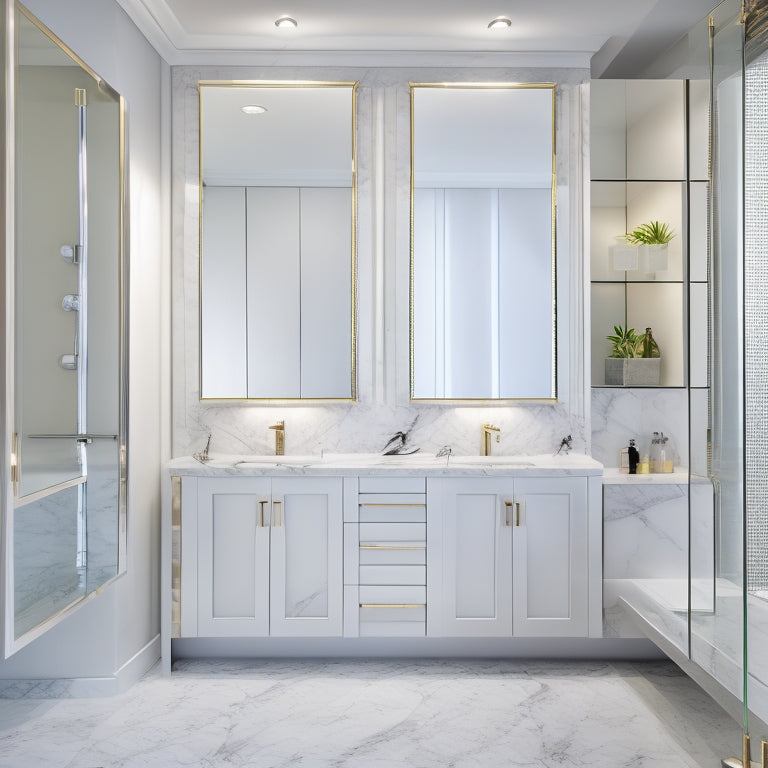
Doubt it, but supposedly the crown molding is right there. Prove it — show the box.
[115,0,593,69]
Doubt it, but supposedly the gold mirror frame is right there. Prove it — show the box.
[197,80,358,402]
[409,82,557,403]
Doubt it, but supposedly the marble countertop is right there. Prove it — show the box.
[167,452,604,477]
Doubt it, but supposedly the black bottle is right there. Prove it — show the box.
[628,438,639,474]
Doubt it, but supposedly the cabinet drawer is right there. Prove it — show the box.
[359,622,426,637]
[359,544,426,566]
[359,605,426,623]
[358,477,426,494]
[359,585,426,605]
[359,504,426,524]
[359,522,426,543]
[359,565,426,586]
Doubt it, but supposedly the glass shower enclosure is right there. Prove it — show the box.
[5,3,127,652]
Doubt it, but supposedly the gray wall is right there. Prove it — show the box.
[1,0,169,685]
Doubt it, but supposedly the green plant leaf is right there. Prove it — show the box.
[626,220,675,245]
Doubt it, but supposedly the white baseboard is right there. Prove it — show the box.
[0,634,161,699]
[114,633,161,693]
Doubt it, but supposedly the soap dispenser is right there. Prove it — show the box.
[628,439,639,474]
[620,438,640,474]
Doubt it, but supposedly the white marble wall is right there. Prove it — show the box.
[603,483,688,581]
[603,481,688,640]
[591,388,688,469]
[171,66,589,460]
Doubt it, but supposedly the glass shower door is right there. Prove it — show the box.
[701,0,748,752]
[7,5,126,651]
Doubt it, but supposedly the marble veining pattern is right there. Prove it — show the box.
[603,483,688,580]
[0,659,742,767]
[591,388,688,469]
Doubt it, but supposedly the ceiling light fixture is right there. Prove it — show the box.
[241,105,267,115]
[274,16,298,28]
[487,16,512,29]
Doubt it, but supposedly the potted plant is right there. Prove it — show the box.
[625,220,675,272]
[604,324,661,386]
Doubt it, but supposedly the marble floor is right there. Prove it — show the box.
[0,659,743,767]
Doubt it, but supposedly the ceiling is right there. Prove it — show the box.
[116,0,717,76]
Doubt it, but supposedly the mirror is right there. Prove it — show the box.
[199,82,357,400]
[11,3,127,644]
[410,83,556,400]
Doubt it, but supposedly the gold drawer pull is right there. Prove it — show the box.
[273,500,282,527]
[504,501,521,526]
[359,603,425,609]
[258,500,268,527]
[359,543,426,550]
[359,503,425,507]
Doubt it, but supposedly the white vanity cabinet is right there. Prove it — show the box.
[427,476,591,638]
[163,456,603,672]
[183,476,343,638]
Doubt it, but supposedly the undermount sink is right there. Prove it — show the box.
[203,455,321,469]
[235,455,320,468]
[448,456,535,467]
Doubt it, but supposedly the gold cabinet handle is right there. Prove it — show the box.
[272,500,282,527]
[258,500,268,527]
[515,501,521,527]
[504,500,513,526]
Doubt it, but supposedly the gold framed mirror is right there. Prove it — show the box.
[410,83,556,401]
[198,81,358,401]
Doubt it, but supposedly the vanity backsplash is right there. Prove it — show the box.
[180,402,585,460]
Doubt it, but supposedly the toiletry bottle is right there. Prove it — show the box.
[637,451,650,474]
[649,431,661,473]
[661,434,674,473]
[628,439,639,474]
[619,446,630,474]
[635,327,661,358]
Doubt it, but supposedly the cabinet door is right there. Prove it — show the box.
[197,478,271,637]
[512,477,589,637]
[269,477,343,637]
[428,478,514,637]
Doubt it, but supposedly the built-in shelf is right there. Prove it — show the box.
[590,79,708,391]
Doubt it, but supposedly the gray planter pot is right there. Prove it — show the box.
[604,357,661,386]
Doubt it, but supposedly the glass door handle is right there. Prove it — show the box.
[28,434,118,441]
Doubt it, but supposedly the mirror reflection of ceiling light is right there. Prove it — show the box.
[241,105,267,115]
[274,16,298,28]
[488,16,512,29]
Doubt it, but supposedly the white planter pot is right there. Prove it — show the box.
[604,357,661,386]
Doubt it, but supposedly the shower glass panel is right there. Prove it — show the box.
[697,0,747,727]
[8,4,126,649]
[743,1,768,736]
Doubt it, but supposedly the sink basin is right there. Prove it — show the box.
[203,455,321,469]
[448,456,535,468]
[235,455,321,468]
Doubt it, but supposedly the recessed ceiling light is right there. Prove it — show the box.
[275,16,298,28]
[488,16,512,29]
[241,105,267,115]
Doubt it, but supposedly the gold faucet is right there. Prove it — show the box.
[481,423,500,456]
[269,420,285,455]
